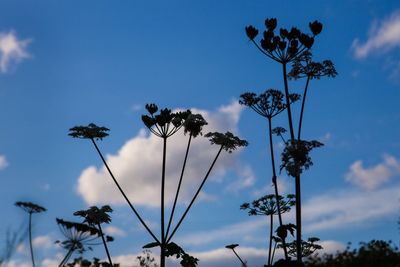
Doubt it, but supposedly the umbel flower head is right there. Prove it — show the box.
[183,113,208,138]
[141,103,191,138]
[69,123,110,140]
[288,51,338,80]
[282,237,323,258]
[240,194,295,216]
[205,131,248,153]
[245,18,323,63]
[239,89,300,119]
[74,205,113,225]
[15,201,46,214]
[280,139,323,177]
[55,218,101,253]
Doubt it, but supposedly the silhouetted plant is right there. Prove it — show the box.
[65,257,120,267]
[135,250,158,267]
[55,218,103,267]
[305,240,400,267]
[69,104,247,267]
[15,201,46,267]
[0,226,28,267]
[74,206,115,266]
[241,194,295,266]
[243,17,336,264]
[225,244,247,267]
[280,237,322,259]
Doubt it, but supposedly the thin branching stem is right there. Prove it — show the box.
[98,223,113,267]
[232,248,247,267]
[166,134,193,238]
[160,137,167,267]
[267,214,273,266]
[90,139,160,244]
[28,212,35,267]
[297,76,311,140]
[58,246,74,267]
[167,146,224,243]
[267,118,289,261]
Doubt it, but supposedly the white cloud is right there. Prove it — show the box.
[76,101,248,208]
[302,184,400,233]
[224,164,255,193]
[104,225,126,237]
[33,235,53,249]
[0,154,9,170]
[352,10,400,59]
[345,154,400,190]
[0,30,31,73]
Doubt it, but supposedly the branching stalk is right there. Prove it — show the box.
[298,76,310,140]
[166,146,224,243]
[98,223,113,267]
[28,212,35,267]
[90,139,160,244]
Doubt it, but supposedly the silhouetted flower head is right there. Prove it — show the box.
[282,237,323,258]
[288,51,337,80]
[240,194,295,216]
[142,103,191,138]
[15,201,46,214]
[225,244,239,250]
[55,218,101,253]
[74,205,113,225]
[245,18,323,63]
[205,132,248,153]
[245,25,258,40]
[280,139,323,177]
[183,113,208,138]
[239,89,297,118]
[272,127,287,136]
[69,123,110,140]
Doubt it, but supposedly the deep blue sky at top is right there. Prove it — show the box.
[0,0,399,264]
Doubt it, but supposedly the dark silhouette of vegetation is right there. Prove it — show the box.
[15,201,46,267]
[305,240,400,267]
[55,218,107,267]
[241,194,295,266]
[74,205,115,267]
[69,103,247,267]
[242,17,337,265]
[225,244,248,267]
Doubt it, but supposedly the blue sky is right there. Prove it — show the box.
[0,1,399,266]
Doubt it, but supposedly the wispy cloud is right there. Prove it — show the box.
[76,101,250,207]
[104,225,127,237]
[352,10,400,59]
[0,30,31,73]
[0,154,9,170]
[345,154,400,190]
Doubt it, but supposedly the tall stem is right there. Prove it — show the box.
[28,212,35,267]
[297,76,310,140]
[232,249,247,267]
[166,134,192,238]
[90,139,160,244]
[282,62,302,263]
[267,215,273,266]
[167,146,223,243]
[267,118,289,260]
[58,246,74,267]
[160,137,167,267]
[98,223,113,267]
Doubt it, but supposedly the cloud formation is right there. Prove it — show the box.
[0,30,31,73]
[352,10,400,59]
[0,154,9,170]
[76,102,250,207]
[344,154,400,190]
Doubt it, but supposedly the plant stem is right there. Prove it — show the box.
[98,223,113,267]
[28,212,35,267]
[58,246,74,267]
[282,62,302,263]
[160,137,167,267]
[232,248,247,267]
[166,134,192,238]
[90,139,160,244]
[297,76,310,140]
[267,117,289,260]
[166,146,223,243]
[267,215,273,266]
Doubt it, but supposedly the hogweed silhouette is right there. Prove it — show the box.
[69,103,247,267]
[242,17,336,265]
